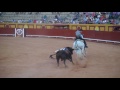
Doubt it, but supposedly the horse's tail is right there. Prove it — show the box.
[49,53,56,59]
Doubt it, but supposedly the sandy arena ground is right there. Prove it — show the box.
[0,36,120,78]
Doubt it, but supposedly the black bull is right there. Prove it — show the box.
[49,47,75,67]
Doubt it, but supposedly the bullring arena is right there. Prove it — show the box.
[0,22,120,78]
[0,36,120,78]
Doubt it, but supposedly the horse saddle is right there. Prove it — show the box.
[76,39,84,42]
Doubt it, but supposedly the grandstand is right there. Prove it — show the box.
[0,12,120,24]
[0,12,73,23]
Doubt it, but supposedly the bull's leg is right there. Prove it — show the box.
[70,56,74,65]
[63,60,67,68]
[57,59,59,67]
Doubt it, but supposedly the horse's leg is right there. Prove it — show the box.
[70,56,74,65]
[82,49,85,57]
[81,47,86,59]
[77,49,83,60]
[74,51,78,65]
[84,48,87,57]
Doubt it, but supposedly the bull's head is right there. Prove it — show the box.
[65,47,74,55]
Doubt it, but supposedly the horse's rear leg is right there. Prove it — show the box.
[81,48,86,58]
[84,49,87,57]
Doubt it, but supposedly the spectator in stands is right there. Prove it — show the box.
[12,19,15,23]
[55,15,58,21]
[40,20,42,23]
[83,16,87,24]
[75,27,88,48]
[43,15,47,22]
[95,17,100,24]
[102,19,107,24]
[72,15,78,23]
[28,19,32,23]
[34,19,37,23]
[18,19,22,23]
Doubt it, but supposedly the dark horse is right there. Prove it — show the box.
[49,47,74,67]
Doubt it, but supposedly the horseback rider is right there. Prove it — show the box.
[75,27,88,48]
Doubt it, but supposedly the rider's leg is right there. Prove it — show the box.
[75,36,78,40]
[79,36,88,48]
[83,39,88,48]
[75,36,88,48]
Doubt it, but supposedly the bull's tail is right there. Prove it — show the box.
[49,53,56,59]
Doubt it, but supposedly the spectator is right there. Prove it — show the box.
[55,15,58,20]
[33,20,37,23]
[43,15,47,22]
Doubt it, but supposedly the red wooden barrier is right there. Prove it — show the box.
[0,28,120,41]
